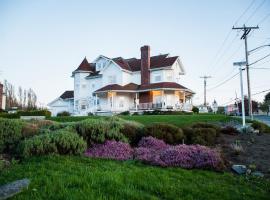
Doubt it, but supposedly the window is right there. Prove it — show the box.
[81,105,86,110]
[154,75,161,82]
[82,84,86,89]
[92,84,95,89]
[108,75,116,84]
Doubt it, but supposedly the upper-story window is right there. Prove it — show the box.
[82,84,86,89]
[92,84,95,89]
[108,75,116,84]
[167,71,173,81]
[154,75,161,82]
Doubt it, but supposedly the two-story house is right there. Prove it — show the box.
[48,45,195,116]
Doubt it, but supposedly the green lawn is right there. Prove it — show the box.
[48,114,236,127]
[1,156,269,200]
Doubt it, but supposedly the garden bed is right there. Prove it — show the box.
[217,133,270,177]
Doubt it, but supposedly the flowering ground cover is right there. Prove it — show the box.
[84,137,223,170]
[0,156,269,200]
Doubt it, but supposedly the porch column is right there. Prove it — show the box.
[135,93,138,111]
[95,94,98,111]
[183,91,186,103]
[161,90,165,108]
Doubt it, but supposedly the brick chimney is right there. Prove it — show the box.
[140,45,150,85]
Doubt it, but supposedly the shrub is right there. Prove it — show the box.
[57,111,71,117]
[191,122,221,136]
[221,126,239,135]
[182,127,195,144]
[251,121,270,133]
[0,118,24,153]
[143,123,185,144]
[18,130,86,158]
[192,106,199,114]
[120,120,144,146]
[134,138,223,170]
[75,118,128,145]
[160,145,223,169]
[30,120,55,129]
[192,128,217,146]
[21,123,39,138]
[119,111,130,115]
[138,136,167,151]
[18,109,51,117]
[84,140,133,160]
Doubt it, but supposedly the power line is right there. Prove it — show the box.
[245,0,267,23]
[252,89,270,96]
[207,72,239,92]
[234,0,256,26]
[258,13,270,25]
[249,53,270,66]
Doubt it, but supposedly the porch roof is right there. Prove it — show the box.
[93,82,195,94]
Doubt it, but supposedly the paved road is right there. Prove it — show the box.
[252,115,270,126]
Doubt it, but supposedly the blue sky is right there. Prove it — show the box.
[0,0,269,107]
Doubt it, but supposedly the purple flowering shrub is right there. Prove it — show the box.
[138,136,167,150]
[85,137,223,170]
[134,137,223,170]
[85,140,133,160]
[160,145,223,169]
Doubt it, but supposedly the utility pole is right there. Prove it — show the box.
[234,61,246,127]
[200,76,211,106]
[232,24,259,120]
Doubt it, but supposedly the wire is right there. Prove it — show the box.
[252,89,270,96]
[249,53,270,66]
[245,0,267,23]
[250,67,270,70]
[234,0,256,25]
[258,13,270,25]
[207,72,239,92]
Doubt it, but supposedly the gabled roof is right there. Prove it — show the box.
[74,58,94,72]
[139,82,188,90]
[114,54,178,72]
[94,83,139,93]
[74,54,179,75]
[60,91,74,99]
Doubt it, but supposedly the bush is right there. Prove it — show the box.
[57,111,71,117]
[251,121,270,133]
[120,120,144,146]
[29,120,55,129]
[119,111,130,115]
[18,109,51,117]
[18,130,86,158]
[160,145,223,170]
[143,123,185,144]
[0,118,24,153]
[191,122,221,136]
[134,137,223,170]
[138,136,167,151]
[21,123,39,138]
[221,126,239,135]
[84,140,133,160]
[192,128,217,146]
[75,118,128,145]
[143,110,192,115]
[192,106,199,114]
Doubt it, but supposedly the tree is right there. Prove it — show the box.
[18,86,23,109]
[237,96,259,115]
[260,92,270,116]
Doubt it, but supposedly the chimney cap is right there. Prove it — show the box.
[140,45,150,51]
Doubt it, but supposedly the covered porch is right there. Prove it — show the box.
[92,83,194,113]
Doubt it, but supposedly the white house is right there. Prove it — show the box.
[48,45,195,116]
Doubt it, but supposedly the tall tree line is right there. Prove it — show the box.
[4,80,37,110]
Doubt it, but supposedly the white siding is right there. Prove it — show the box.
[102,62,123,86]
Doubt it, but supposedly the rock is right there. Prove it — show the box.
[232,165,247,175]
[0,178,30,200]
[251,171,264,178]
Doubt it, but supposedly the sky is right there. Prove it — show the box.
[0,0,270,107]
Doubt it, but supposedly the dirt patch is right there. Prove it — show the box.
[217,133,270,177]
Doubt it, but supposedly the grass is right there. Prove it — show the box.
[1,156,269,200]
[48,114,236,127]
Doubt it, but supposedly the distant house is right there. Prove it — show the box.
[48,45,195,116]
[0,82,6,111]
